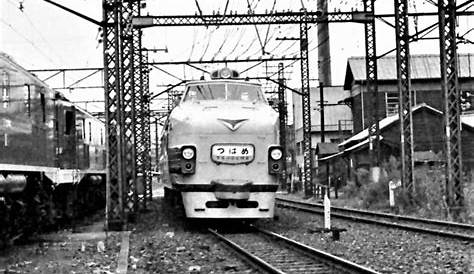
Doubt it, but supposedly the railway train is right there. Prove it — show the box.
[0,53,106,247]
[159,67,283,219]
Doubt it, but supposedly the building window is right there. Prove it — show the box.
[386,93,398,116]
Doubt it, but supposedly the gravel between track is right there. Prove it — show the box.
[127,199,256,274]
[258,205,473,274]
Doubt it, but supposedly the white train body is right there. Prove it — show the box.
[160,70,282,218]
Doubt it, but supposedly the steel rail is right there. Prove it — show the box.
[209,226,379,274]
[276,197,474,229]
[253,225,379,274]
[276,198,474,241]
[208,228,285,274]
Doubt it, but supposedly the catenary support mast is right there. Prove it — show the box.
[363,0,381,167]
[121,0,138,219]
[277,63,287,190]
[438,0,463,220]
[103,0,125,230]
[395,0,415,194]
[299,9,314,197]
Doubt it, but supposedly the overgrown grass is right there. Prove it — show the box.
[338,156,473,223]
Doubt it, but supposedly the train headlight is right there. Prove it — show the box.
[268,146,283,174]
[270,148,283,160]
[220,68,232,79]
[182,147,195,160]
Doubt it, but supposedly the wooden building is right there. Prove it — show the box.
[319,104,474,183]
[343,54,474,133]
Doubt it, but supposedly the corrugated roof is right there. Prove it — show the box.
[319,136,384,162]
[344,53,474,89]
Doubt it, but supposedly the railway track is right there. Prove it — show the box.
[209,224,378,274]
[276,197,474,241]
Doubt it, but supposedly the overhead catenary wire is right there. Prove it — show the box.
[0,18,58,66]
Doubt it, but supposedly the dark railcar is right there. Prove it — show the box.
[0,53,106,247]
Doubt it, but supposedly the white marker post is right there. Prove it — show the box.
[388,180,401,207]
[324,188,331,230]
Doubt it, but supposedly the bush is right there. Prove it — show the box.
[360,179,389,209]
[394,168,449,219]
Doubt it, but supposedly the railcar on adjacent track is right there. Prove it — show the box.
[0,53,106,247]
[159,68,283,219]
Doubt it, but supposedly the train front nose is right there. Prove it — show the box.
[169,102,280,218]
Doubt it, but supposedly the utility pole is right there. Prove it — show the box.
[319,82,325,143]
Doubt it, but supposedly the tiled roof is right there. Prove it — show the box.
[344,53,474,89]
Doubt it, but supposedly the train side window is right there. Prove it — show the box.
[24,85,31,116]
[76,119,84,140]
[40,93,46,122]
[1,71,10,108]
[89,121,92,142]
[65,110,74,135]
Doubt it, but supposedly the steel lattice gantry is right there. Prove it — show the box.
[277,63,287,190]
[132,10,371,198]
[127,2,152,211]
[140,49,153,204]
[103,0,151,229]
[363,0,381,167]
[394,0,415,194]
[103,0,125,230]
[132,11,372,27]
[121,0,139,220]
[438,0,464,219]
[299,10,313,196]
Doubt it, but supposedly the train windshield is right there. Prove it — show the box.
[184,83,264,102]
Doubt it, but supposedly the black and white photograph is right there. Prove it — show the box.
[0,0,473,273]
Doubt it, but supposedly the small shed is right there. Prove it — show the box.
[315,142,339,159]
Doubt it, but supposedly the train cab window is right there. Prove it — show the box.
[65,110,74,135]
[227,84,263,102]
[184,83,263,103]
[184,84,226,101]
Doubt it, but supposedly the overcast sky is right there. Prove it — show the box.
[1,0,473,115]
